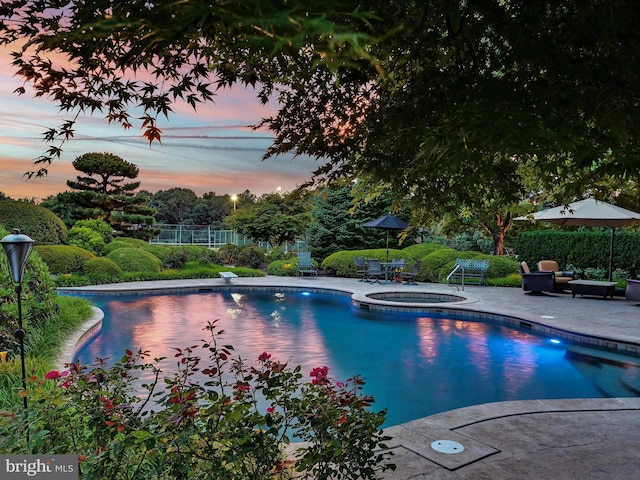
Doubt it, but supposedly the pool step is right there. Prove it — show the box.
[566,346,640,397]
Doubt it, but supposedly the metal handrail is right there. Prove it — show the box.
[447,264,465,291]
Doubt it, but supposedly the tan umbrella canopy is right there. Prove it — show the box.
[515,198,640,280]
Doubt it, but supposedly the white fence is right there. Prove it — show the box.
[149,225,305,251]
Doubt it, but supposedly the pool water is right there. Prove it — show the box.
[75,290,639,427]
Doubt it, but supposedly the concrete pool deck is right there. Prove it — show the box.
[59,276,640,479]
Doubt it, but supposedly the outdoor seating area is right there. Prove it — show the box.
[353,257,418,284]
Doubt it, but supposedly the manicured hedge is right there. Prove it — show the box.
[34,245,95,274]
[106,247,162,273]
[0,201,67,245]
[515,230,640,276]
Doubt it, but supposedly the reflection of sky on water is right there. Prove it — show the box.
[74,291,629,427]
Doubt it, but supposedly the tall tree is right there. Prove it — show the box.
[227,191,311,247]
[148,188,198,224]
[54,152,159,239]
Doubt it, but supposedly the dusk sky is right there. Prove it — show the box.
[0,48,322,201]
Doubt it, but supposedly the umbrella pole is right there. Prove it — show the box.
[386,231,390,262]
[608,228,615,282]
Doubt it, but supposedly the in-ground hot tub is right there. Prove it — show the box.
[365,291,466,304]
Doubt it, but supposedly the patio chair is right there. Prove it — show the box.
[398,259,421,285]
[354,257,368,282]
[365,258,385,284]
[296,251,317,277]
[519,261,554,294]
[536,260,574,292]
[390,258,406,282]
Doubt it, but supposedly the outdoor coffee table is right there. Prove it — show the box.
[568,280,618,299]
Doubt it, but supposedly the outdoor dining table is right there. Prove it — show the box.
[380,261,405,283]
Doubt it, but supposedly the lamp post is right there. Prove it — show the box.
[1,228,34,413]
[231,194,237,212]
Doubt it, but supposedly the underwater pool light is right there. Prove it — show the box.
[550,339,562,344]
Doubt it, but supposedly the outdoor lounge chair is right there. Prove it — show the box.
[354,257,368,282]
[296,251,317,277]
[398,259,421,285]
[365,259,385,283]
[536,260,574,292]
[519,261,555,294]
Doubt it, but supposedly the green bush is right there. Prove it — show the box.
[67,226,106,255]
[237,245,266,269]
[489,273,522,287]
[419,247,466,282]
[107,247,162,273]
[486,255,519,278]
[139,244,173,263]
[0,201,67,244]
[321,249,406,277]
[83,257,123,280]
[34,245,95,274]
[400,243,448,260]
[111,237,149,248]
[177,245,222,264]
[104,240,133,255]
[268,258,305,276]
[72,218,114,243]
[218,243,239,265]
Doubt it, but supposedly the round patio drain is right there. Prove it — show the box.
[431,440,465,454]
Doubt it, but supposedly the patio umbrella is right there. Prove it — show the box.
[362,214,408,262]
[515,198,640,280]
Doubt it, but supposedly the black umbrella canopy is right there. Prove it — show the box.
[361,214,408,230]
[362,214,408,261]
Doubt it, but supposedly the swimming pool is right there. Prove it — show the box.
[74,289,640,427]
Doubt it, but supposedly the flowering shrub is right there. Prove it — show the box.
[0,320,394,479]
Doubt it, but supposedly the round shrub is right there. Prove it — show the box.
[107,247,162,272]
[218,243,239,265]
[236,245,266,269]
[139,244,173,263]
[267,259,299,276]
[34,245,95,274]
[104,240,133,255]
[401,243,448,260]
[485,255,519,279]
[419,247,463,282]
[83,257,123,279]
[67,226,106,255]
[0,201,67,245]
[111,237,149,248]
[72,219,113,243]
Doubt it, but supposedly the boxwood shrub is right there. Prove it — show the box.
[34,245,95,274]
[83,257,123,280]
[106,247,162,273]
[267,258,305,276]
[0,201,67,244]
[104,240,134,255]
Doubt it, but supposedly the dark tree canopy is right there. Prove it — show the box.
[3,1,640,220]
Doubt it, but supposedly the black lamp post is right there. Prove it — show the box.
[1,228,34,412]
